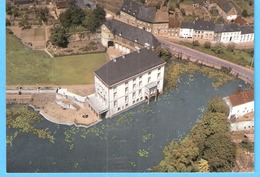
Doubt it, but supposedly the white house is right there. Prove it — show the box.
[240,26,254,43]
[224,88,254,119]
[214,23,241,43]
[86,48,166,118]
[179,21,194,38]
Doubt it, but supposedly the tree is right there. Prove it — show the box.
[92,6,106,28]
[198,158,209,172]
[83,6,106,33]
[19,14,31,30]
[207,97,229,114]
[158,48,172,62]
[36,7,49,24]
[180,8,185,16]
[6,18,11,26]
[59,5,85,28]
[242,9,248,17]
[6,2,13,15]
[50,27,69,48]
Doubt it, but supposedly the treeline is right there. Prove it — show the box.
[152,97,236,172]
[50,1,106,48]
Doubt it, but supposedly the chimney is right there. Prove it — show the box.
[236,85,243,94]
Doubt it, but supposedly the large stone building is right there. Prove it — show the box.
[87,48,166,118]
[101,19,160,54]
[120,0,169,36]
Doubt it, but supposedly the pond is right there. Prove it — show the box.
[6,72,249,172]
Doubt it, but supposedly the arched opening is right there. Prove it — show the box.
[108,41,114,47]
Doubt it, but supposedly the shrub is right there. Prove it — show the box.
[204,42,211,49]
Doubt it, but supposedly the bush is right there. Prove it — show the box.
[227,45,234,52]
[211,44,224,54]
[204,42,211,49]
[239,139,254,152]
[159,48,172,62]
[193,40,200,47]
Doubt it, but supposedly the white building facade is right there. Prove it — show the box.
[224,88,254,119]
[87,48,165,118]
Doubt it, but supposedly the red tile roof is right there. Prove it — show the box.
[229,89,254,107]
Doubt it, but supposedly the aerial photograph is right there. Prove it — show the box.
[6,0,254,173]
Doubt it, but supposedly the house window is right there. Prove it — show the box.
[137,98,139,102]
[148,77,151,83]
[158,67,161,71]
[125,87,128,93]
[157,73,160,78]
[114,92,117,99]
[113,87,117,92]
[126,103,128,107]
[140,97,143,100]
[133,92,136,99]
[133,84,136,90]
[133,100,135,104]
[139,81,142,87]
[139,89,142,96]
[139,75,142,79]
[125,96,129,103]
[125,81,128,86]
[133,78,136,82]
[118,107,121,111]
[157,81,160,87]
[148,71,151,75]
[114,101,117,107]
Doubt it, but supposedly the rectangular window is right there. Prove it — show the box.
[139,81,142,87]
[157,73,160,78]
[148,71,151,75]
[125,87,128,93]
[133,78,136,82]
[114,101,117,107]
[114,92,117,99]
[139,89,142,96]
[158,67,161,71]
[125,96,128,103]
[118,107,121,111]
[139,75,142,79]
[148,77,151,83]
[133,92,136,99]
[126,103,128,107]
[133,84,136,90]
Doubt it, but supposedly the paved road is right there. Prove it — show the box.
[158,38,254,84]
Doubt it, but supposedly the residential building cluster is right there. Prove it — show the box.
[119,0,254,44]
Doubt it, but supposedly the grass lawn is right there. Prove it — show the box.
[6,34,108,85]
[177,41,254,68]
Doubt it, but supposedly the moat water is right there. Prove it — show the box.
[6,73,249,172]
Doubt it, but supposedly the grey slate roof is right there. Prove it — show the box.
[95,48,165,86]
[105,19,160,48]
[121,0,156,23]
[180,21,194,29]
[194,20,215,31]
[214,0,234,13]
[240,26,254,34]
[215,23,241,33]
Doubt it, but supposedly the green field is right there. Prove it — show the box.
[6,34,108,85]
